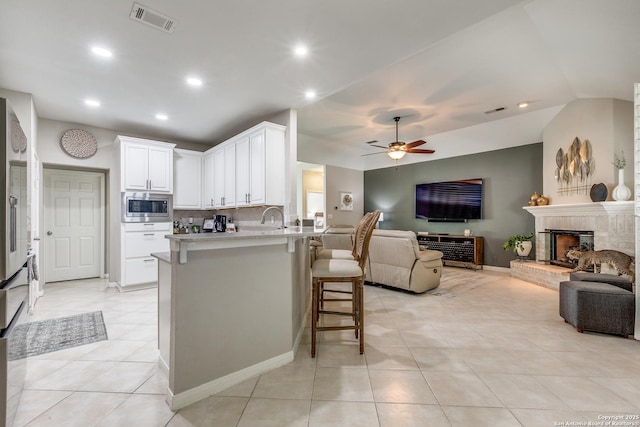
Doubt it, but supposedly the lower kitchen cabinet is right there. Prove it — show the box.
[118,222,172,291]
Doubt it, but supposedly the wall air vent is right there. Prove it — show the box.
[129,3,176,33]
[485,106,507,115]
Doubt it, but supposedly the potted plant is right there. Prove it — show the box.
[503,232,534,257]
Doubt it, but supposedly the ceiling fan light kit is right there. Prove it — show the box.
[367,116,434,161]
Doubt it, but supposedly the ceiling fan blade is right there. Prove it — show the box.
[361,151,386,157]
[407,148,435,154]
[368,144,390,150]
[406,140,426,148]
[365,140,379,144]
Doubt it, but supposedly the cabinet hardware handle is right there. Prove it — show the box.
[144,259,155,262]
[143,223,154,226]
[144,233,154,236]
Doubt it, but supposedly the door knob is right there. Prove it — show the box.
[47,231,52,236]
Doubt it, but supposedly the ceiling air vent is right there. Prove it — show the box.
[130,3,176,33]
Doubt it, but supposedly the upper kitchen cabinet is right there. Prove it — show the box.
[116,136,176,193]
[235,122,285,207]
[174,149,203,209]
[212,143,236,208]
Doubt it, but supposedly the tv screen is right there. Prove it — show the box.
[415,178,483,222]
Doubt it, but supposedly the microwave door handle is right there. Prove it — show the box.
[9,195,17,253]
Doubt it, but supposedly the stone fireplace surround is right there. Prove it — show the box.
[509,201,634,290]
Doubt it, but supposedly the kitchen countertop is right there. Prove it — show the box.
[166,226,323,242]
[166,226,324,264]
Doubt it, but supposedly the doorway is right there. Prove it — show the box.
[43,169,105,283]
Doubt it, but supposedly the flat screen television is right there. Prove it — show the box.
[415,178,483,222]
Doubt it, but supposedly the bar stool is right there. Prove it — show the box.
[310,210,380,357]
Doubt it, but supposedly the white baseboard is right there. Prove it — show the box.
[167,351,294,411]
[482,265,510,273]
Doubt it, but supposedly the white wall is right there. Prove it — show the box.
[324,165,364,227]
[543,98,634,204]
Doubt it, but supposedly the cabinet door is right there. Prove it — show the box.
[235,136,250,206]
[174,150,202,209]
[223,143,236,206]
[212,148,225,208]
[125,257,158,285]
[124,144,150,191]
[148,146,173,193]
[248,130,265,205]
[202,151,215,209]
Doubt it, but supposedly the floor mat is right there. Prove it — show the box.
[9,311,108,360]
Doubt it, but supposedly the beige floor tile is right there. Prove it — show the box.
[12,390,72,427]
[376,403,450,427]
[78,361,157,393]
[423,372,503,407]
[79,339,148,361]
[312,367,374,402]
[442,405,524,427]
[216,376,259,397]
[456,348,526,374]
[135,368,169,395]
[95,394,174,427]
[124,340,161,362]
[590,376,640,410]
[237,398,311,427]
[23,359,71,387]
[479,373,570,410]
[28,340,108,361]
[252,365,315,399]
[27,360,117,391]
[510,408,589,427]
[316,344,367,368]
[308,400,379,427]
[168,396,248,427]
[369,370,437,404]
[399,327,450,348]
[364,324,406,347]
[533,376,639,412]
[364,345,419,370]
[410,347,473,373]
[23,391,128,427]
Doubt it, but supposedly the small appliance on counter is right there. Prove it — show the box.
[214,215,226,232]
[202,218,215,232]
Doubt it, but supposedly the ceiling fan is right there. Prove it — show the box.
[365,116,435,160]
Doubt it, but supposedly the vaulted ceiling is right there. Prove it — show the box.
[1,0,639,169]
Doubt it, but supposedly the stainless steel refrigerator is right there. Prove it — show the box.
[0,97,28,427]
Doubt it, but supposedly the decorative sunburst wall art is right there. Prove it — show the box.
[60,129,98,159]
[555,136,594,195]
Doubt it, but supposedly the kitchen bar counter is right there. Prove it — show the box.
[156,226,323,410]
[167,227,322,264]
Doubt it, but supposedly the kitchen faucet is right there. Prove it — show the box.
[260,206,285,229]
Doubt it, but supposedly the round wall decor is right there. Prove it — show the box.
[60,129,98,158]
[11,120,27,152]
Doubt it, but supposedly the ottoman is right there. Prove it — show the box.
[559,280,635,337]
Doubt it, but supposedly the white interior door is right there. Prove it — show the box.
[44,169,104,282]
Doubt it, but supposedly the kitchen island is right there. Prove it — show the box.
[155,227,322,410]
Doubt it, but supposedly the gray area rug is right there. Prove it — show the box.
[9,311,108,360]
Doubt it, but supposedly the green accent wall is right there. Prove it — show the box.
[364,143,543,268]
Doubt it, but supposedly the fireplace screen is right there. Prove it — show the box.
[540,229,594,268]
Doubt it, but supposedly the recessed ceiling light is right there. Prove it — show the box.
[518,101,529,108]
[155,113,168,121]
[305,90,316,100]
[186,76,203,87]
[91,46,113,58]
[294,44,308,57]
[84,99,101,107]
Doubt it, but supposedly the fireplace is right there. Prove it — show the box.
[543,229,594,268]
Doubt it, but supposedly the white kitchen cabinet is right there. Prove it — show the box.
[119,222,171,291]
[235,122,285,206]
[174,149,203,209]
[202,150,215,209]
[117,136,175,193]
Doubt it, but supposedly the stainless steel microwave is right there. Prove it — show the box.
[121,192,172,222]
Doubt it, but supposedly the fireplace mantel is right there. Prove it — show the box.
[523,201,634,217]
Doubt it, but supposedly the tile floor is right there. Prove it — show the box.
[14,268,640,427]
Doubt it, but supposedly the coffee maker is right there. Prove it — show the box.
[214,215,226,232]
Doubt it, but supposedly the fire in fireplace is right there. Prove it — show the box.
[543,229,594,268]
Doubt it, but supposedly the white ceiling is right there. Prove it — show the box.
[1,0,639,169]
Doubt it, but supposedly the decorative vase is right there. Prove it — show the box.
[516,240,532,257]
[611,169,631,201]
